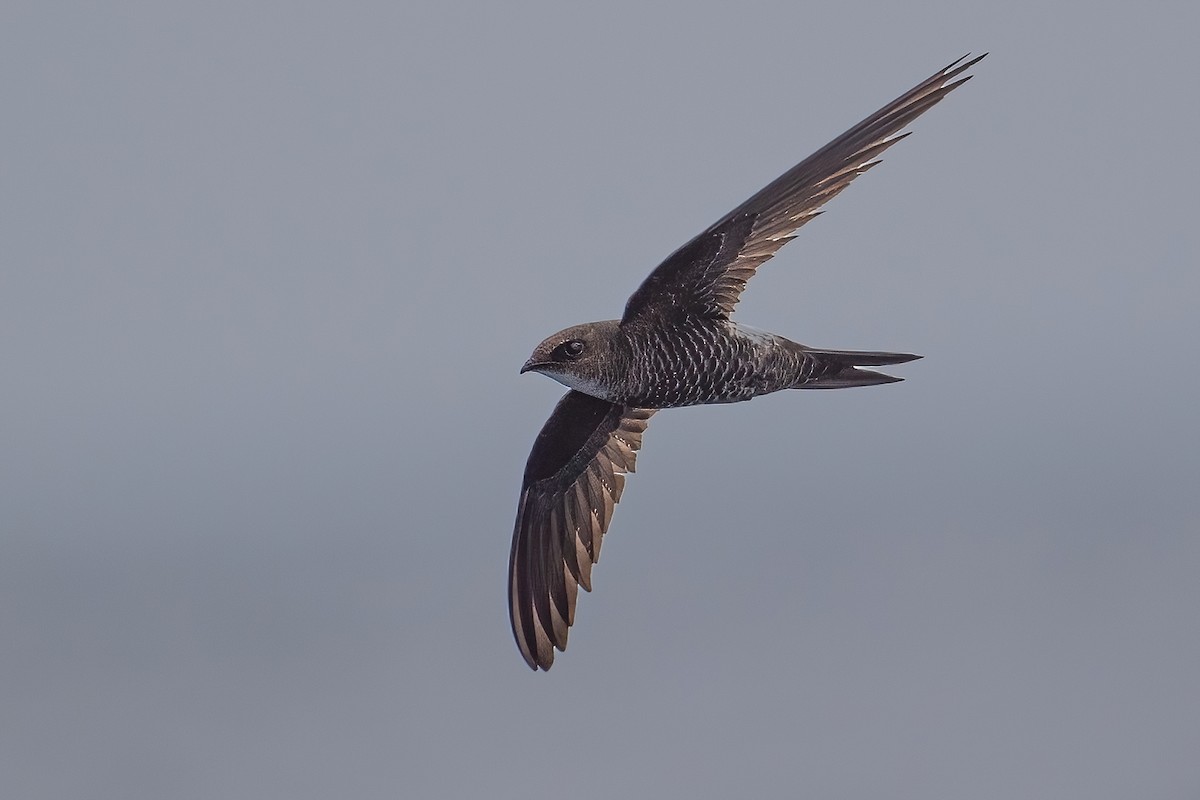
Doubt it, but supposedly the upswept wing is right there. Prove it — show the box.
[621,54,985,325]
[509,391,654,671]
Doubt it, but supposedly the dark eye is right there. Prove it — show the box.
[554,339,586,360]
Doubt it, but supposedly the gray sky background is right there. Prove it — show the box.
[3,2,1198,798]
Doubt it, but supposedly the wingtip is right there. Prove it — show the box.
[946,52,988,71]
[941,52,988,85]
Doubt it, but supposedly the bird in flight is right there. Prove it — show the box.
[509,54,985,671]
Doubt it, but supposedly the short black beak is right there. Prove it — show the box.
[519,359,536,374]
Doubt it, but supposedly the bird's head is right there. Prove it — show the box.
[521,320,623,400]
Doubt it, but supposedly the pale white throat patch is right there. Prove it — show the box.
[540,368,620,403]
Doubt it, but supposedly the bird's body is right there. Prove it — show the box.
[509,54,986,671]
[526,318,916,407]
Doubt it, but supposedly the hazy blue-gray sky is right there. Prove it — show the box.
[3,2,1198,798]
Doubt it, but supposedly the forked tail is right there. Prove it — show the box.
[795,347,922,389]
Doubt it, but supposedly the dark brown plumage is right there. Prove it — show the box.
[510,54,985,670]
